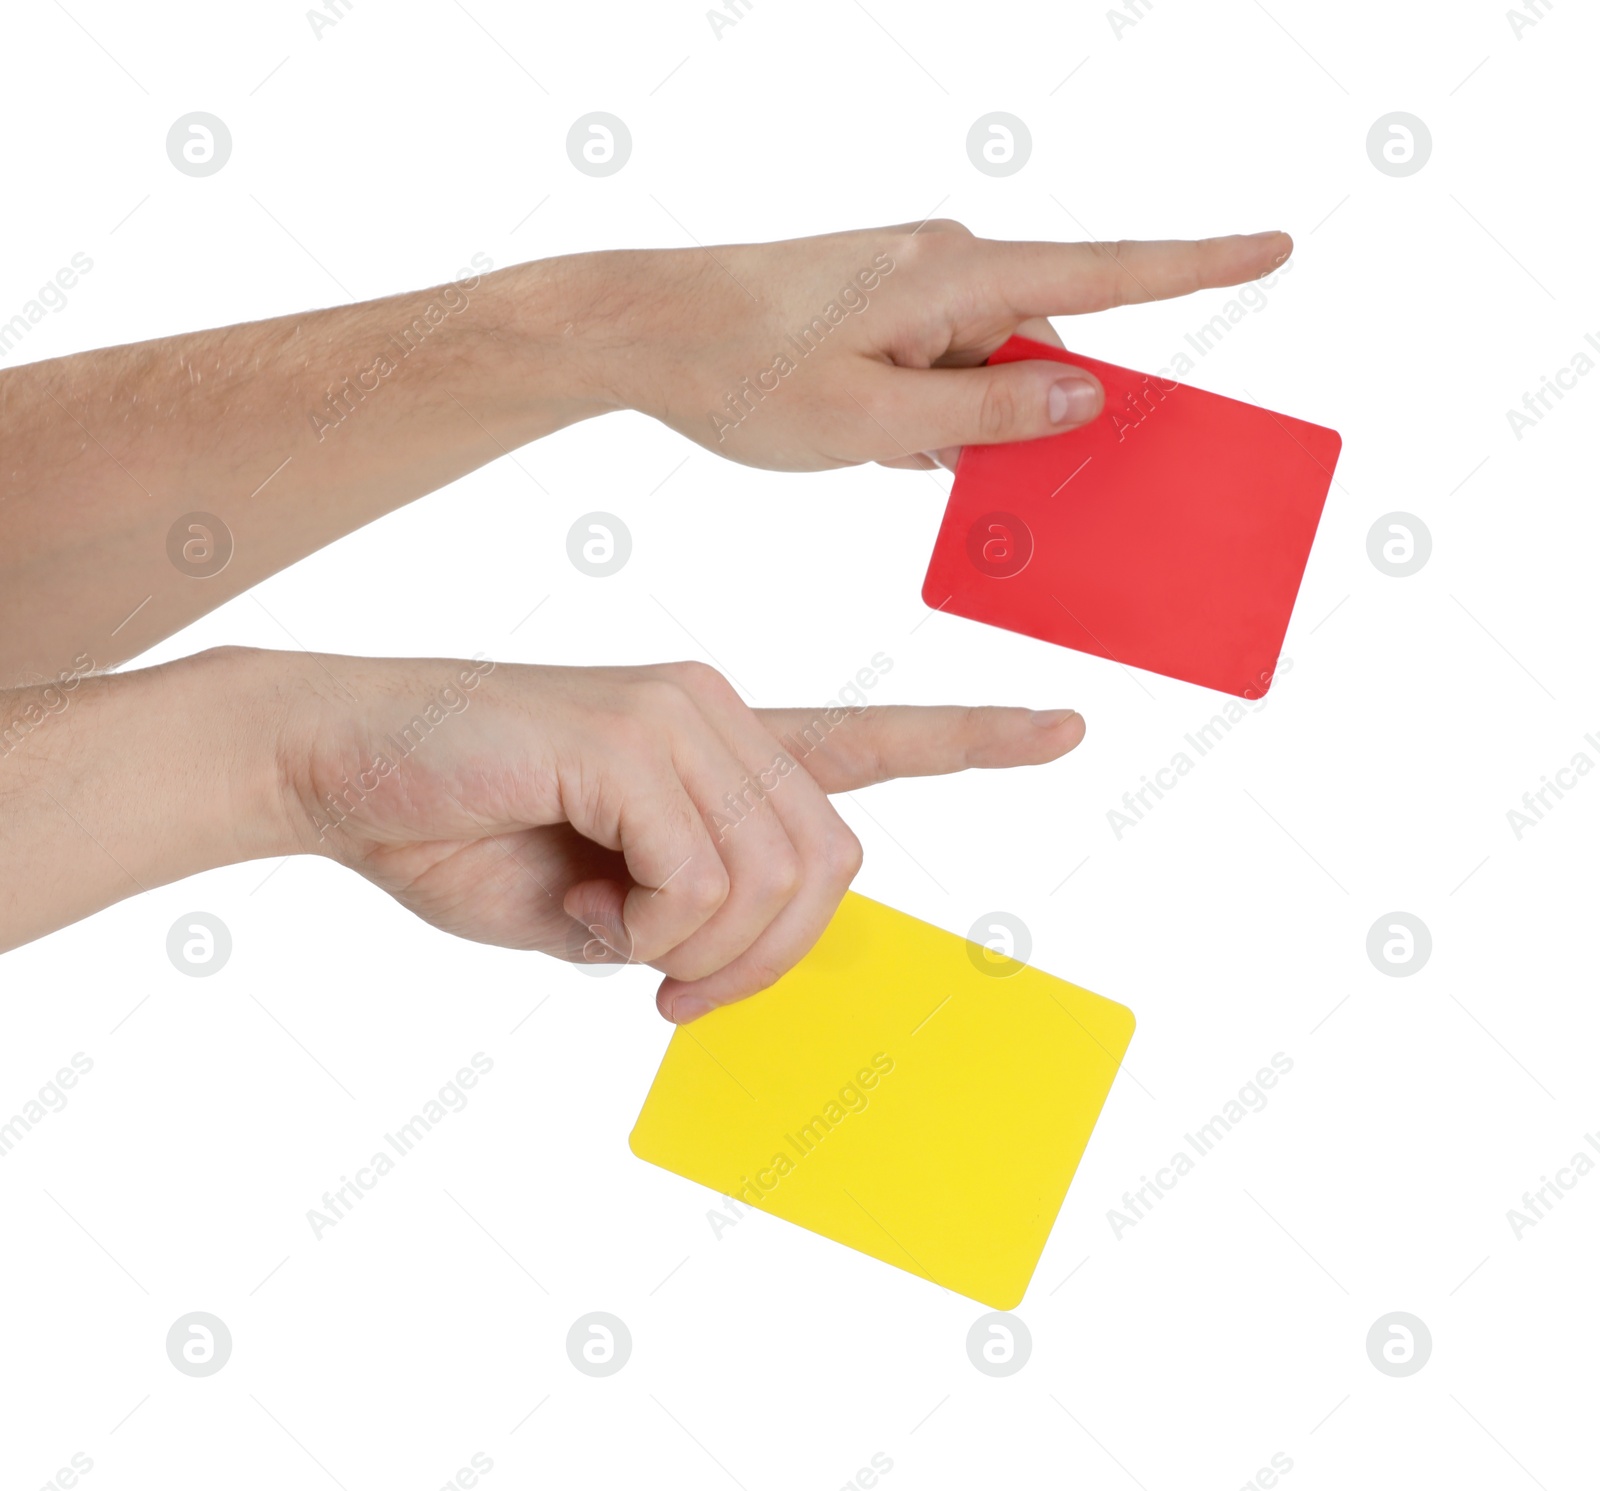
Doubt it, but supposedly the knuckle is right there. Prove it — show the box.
[754,843,803,904]
[737,956,789,998]
[630,677,694,722]
[891,230,931,269]
[662,662,742,713]
[956,705,1006,764]
[820,823,864,885]
[658,659,729,698]
[679,858,731,918]
[891,224,960,274]
[977,378,1021,442]
[657,947,719,983]
[1091,239,1138,305]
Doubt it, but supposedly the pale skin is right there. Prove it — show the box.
[0,220,1292,1019]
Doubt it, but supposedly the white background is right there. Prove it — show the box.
[3,0,1597,1487]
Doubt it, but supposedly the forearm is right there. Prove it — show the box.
[0,647,299,951]
[0,252,638,685]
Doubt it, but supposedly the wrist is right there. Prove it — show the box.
[508,247,711,425]
[469,252,641,433]
[154,646,313,866]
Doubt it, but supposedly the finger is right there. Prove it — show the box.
[1015,315,1065,349]
[559,761,729,966]
[754,705,1085,792]
[861,358,1104,455]
[561,875,638,965]
[894,318,1060,470]
[990,230,1292,316]
[656,806,853,1019]
[644,692,807,984]
[655,686,865,1024]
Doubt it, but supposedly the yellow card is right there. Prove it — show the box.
[629,891,1135,1308]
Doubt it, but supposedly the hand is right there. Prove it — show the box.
[2,219,1290,679]
[277,651,1085,1020]
[584,219,1292,472]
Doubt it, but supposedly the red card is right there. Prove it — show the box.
[921,336,1341,697]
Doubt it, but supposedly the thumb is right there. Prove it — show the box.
[863,359,1103,457]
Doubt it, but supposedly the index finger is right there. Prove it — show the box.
[988,230,1293,316]
[753,705,1085,793]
